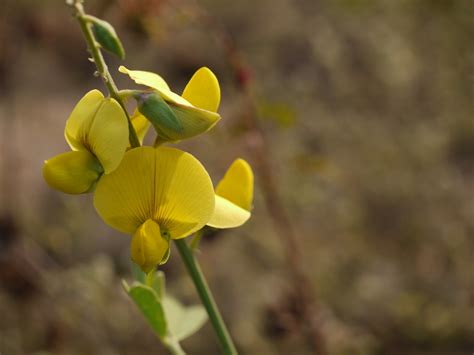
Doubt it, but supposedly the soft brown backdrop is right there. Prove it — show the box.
[0,0,473,354]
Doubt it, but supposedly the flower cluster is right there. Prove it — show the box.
[43,67,254,273]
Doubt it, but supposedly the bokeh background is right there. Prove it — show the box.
[0,0,473,354]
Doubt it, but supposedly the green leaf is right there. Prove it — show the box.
[163,296,208,341]
[126,283,167,338]
[90,17,125,60]
[124,273,206,343]
[131,261,146,283]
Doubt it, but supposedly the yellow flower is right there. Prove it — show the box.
[64,90,129,173]
[207,159,254,229]
[131,219,169,273]
[43,90,129,194]
[42,150,103,194]
[93,146,215,272]
[119,66,221,142]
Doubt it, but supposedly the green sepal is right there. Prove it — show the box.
[159,247,171,265]
[90,17,125,60]
[136,92,183,141]
[159,229,171,265]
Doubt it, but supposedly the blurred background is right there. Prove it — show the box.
[0,0,473,354]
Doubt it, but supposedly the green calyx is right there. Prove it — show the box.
[135,91,183,141]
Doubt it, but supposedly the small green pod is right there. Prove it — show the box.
[90,17,125,60]
[43,150,103,194]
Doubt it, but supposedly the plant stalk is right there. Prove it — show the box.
[164,337,186,355]
[174,239,237,355]
[69,0,140,148]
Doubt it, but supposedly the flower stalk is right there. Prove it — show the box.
[175,239,238,355]
[67,0,140,148]
[164,338,185,355]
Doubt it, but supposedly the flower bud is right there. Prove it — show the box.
[135,92,220,142]
[90,17,125,60]
[131,219,170,274]
[135,92,183,140]
[43,150,103,194]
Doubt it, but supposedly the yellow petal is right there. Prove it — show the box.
[118,66,170,91]
[94,147,156,234]
[88,98,129,173]
[207,195,251,228]
[43,150,103,194]
[152,147,215,238]
[216,159,254,211]
[166,102,221,140]
[119,66,190,106]
[65,90,104,150]
[182,67,221,112]
[131,109,151,144]
[93,147,215,239]
[131,219,169,273]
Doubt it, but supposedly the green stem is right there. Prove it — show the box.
[145,271,155,287]
[69,1,140,148]
[174,239,238,355]
[164,337,185,355]
[118,89,142,100]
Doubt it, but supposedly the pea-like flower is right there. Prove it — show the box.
[43,90,129,194]
[119,66,221,142]
[207,159,254,229]
[93,146,216,273]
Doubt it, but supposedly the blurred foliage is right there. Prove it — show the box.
[0,0,473,354]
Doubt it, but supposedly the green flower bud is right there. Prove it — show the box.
[90,17,125,60]
[131,219,170,274]
[135,91,220,142]
[43,150,103,194]
[136,92,183,141]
